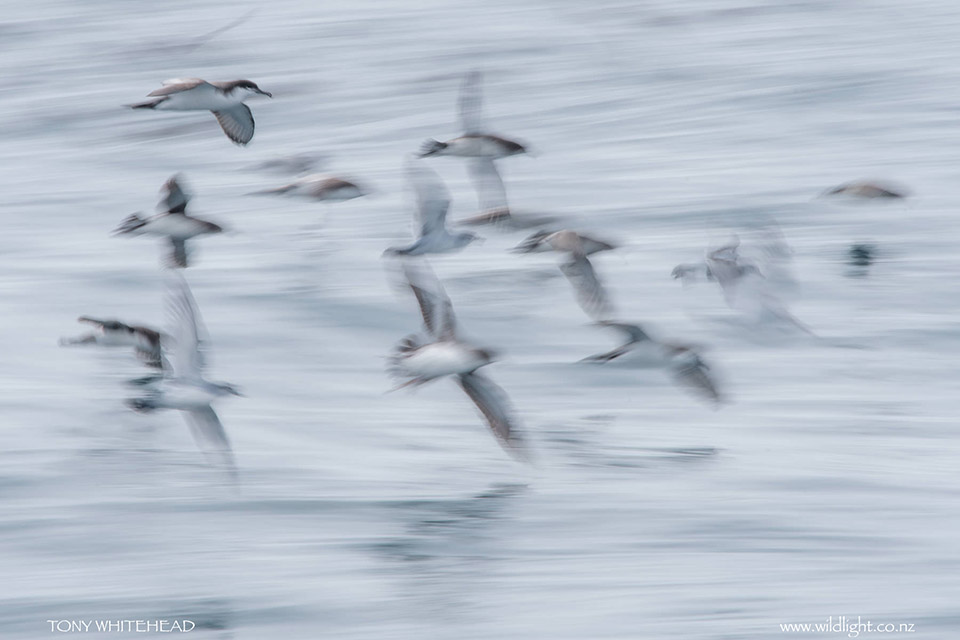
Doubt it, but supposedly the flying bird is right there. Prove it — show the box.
[583,321,722,405]
[388,260,527,458]
[129,78,272,145]
[513,230,616,320]
[126,273,241,476]
[59,316,164,369]
[420,71,529,226]
[249,174,366,203]
[822,180,907,200]
[384,160,480,256]
[674,231,814,335]
[113,175,224,268]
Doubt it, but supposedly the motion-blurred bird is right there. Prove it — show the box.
[582,321,722,405]
[420,71,528,226]
[113,175,223,268]
[674,231,814,335]
[249,174,366,203]
[126,273,240,475]
[822,180,907,199]
[59,316,164,369]
[129,78,272,145]
[384,160,480,256]
[388,260,527,458]
[513,230,616,320]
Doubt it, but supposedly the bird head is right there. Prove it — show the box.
[234,80,272,98]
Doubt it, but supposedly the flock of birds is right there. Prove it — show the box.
[59,70,907,475]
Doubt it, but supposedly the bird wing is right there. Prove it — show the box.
[183,405,236,473]
[402,260,456,339]
[167,237,189,268]
[457,372,526,458]
[669,353,722,405]
[160,174,190,214]
[164,273,207,379]
[560,255,613,321]
[148,78,209,96]
[213,104,255,145]
[406,159,451,236]
[458,70,485,134]
[77,316,112,330]
[467,157,508,214]
[597,321,651,345]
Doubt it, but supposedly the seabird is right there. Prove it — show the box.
[59,316,164,369]
[583,321,722,405]
[249,174,366,202]
[384,160,480,256]
[513,230,616,320]
[702,236,763,307]
[113,175,224,268]
[126,273,240,475]
[675,232,815,335]
[129,78,272,145]
[822,180,907,199]
[388,260,527,458]
[420,71,528,226]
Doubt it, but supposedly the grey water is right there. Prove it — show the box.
[2,0,959,638]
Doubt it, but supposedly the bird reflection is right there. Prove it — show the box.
[371,483,527,620]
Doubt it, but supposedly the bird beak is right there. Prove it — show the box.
[259,90,273,98]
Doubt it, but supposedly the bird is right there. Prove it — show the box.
[59,316,164,369]
[388,260,527,458]
[384,160,480,256]
[248,174,366,202]
[674,232,815,335]
[420,71,528,226]
[126,273,241,476]
[701,236,764,307]
[113,175,224,268]
[128,78,272,145]
[582,321,723,405]
[822,180,907,199]
[513,230,616,320]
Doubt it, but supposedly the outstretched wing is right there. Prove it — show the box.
[164,273,207,379]
[406,159,451,236]
[457,372,526,458]
[467,157,508,214]
[597,321,651,345]
[402,260,456,340]
[669,352,722,406]
[167,237,189,268]
[458,70,485,134]
[148,78,209,96]
[160,174,190,214]
[560,255,613,321]
[183,405,236,475]
[213,104,255,145]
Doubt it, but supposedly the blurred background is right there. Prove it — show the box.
[2,0,959,637]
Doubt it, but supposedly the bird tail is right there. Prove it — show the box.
[127,97,167,110]
[113,213,146,235]
[418,139,447,157]
[126,397,159,412]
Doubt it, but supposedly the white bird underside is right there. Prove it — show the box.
[397,342,487,379]
[389,260,526,457]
